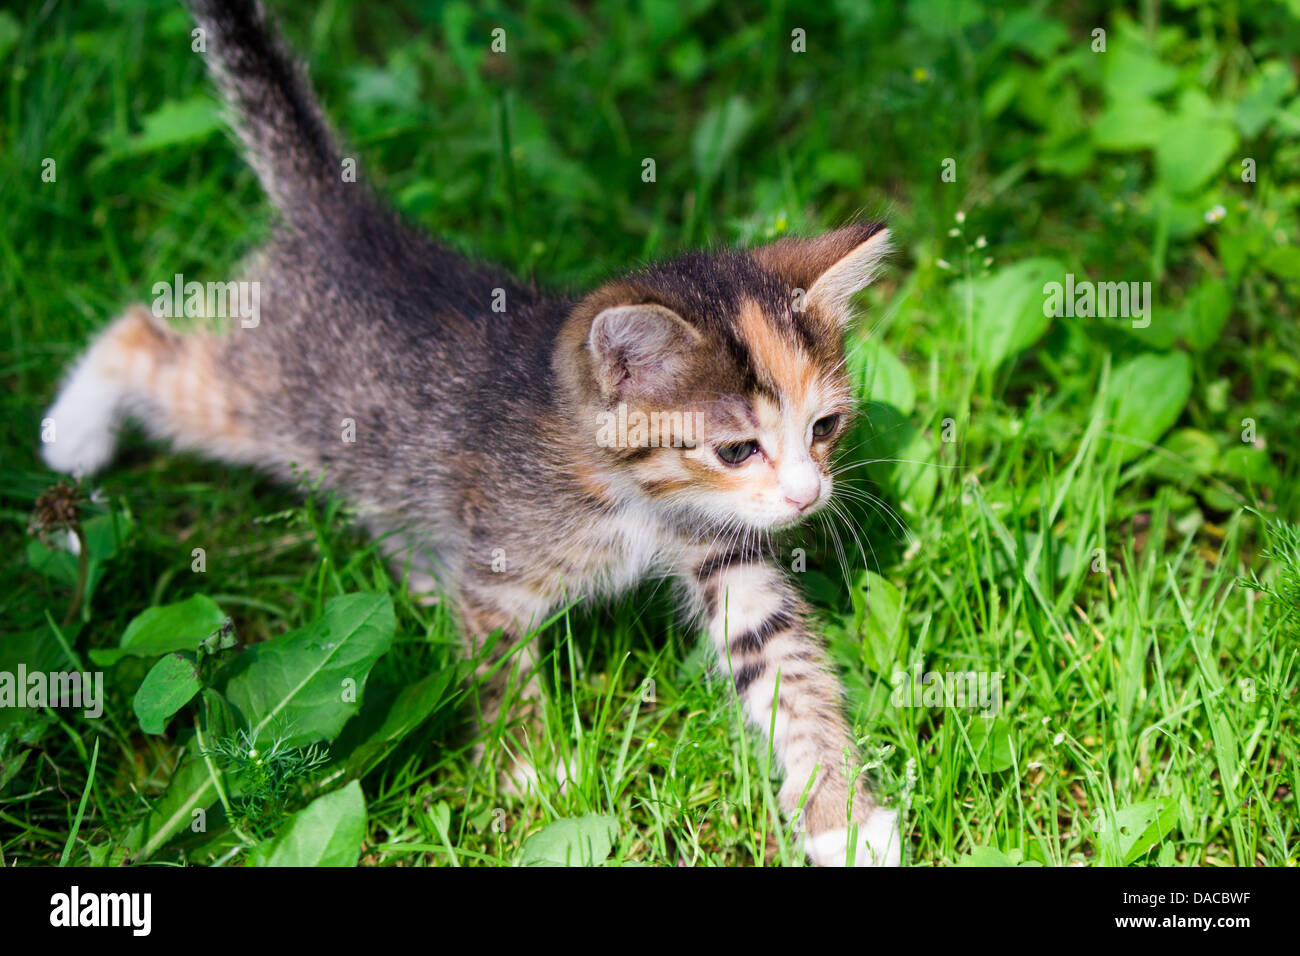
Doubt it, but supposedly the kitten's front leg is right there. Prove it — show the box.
[458,587,553,794]
[686,550,901,866]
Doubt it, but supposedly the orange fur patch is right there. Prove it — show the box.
[94,307,252,448]
[737,298,814,406]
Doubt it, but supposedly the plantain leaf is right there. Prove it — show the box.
[959,258,1064,374]
[1106,352,1192,461]
[91,594,227,667]
[222,593,396,748]
[246,781,367,867]
[520,814,619,867]
[134,653,202,735]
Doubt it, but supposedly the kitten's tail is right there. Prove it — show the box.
[186,0,347,225]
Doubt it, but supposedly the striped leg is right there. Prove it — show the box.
[688,551,900,866]
[42,305,258,478]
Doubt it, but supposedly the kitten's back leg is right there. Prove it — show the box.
[42,306,259,477]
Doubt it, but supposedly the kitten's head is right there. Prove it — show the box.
[563,222,890,533]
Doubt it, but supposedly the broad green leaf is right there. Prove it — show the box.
[222,593,396,747]
[995,9,1069,60]
[1095,799,1179,864]
[981,69,1022,119]
[1102,38,1178,100]
[347,59,421,112]
[331,669,460,781]
[126,741,221,861]
[1155,115,1237,194]
[96,96,221,166]
[1220,445,1281,489]
[1092,99,1167,150]
[246,781,367,867]
[1035,134,1092,178]
[956,845,1041,866]
[960,258,1064,373]
[520,814,619,866]
[134,653,202,735]
[855,570,905,673]
[1276,95,1300,137]
[692,95,754,183]
[1236,60,1297,139]
[90,594,227,667]
[856,338,915,415]
[1174,279,1231,351]
[813,151,864,188]
[850,401,934,512]
[1106,352,1192,461]
[894,427,938,514]
[1121,799,1181,864]
[1261,246,1300,280]
[1150,428,1219,484]
[966,717,1015,773]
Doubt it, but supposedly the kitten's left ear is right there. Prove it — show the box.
[752,222,892,325]
[587,303,703,402]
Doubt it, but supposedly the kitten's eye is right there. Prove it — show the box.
[716,440,759,465]
[812,415,840,440]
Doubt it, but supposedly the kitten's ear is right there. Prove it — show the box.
[753,223,892,325]
[588,303,702,401]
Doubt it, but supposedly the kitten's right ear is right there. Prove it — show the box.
[752,222,891,326]
[588,304,702,402]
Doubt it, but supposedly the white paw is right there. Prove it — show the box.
[804,807,902,867]
[41,359,123,478]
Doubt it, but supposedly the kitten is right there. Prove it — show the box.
[42,0,900,866]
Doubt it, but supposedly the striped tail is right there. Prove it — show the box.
[186,0,348,225]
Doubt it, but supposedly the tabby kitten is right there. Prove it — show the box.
[43,0,900,866]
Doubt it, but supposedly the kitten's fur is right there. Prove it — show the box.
[43,0,900,866]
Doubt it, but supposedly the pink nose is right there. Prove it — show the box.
[784,488,819,511]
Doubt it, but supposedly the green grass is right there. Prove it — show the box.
[1,0,1298,866]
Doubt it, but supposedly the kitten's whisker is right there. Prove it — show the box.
[829,484,913,542]
[824,492,876,568]
[832,457,962,474]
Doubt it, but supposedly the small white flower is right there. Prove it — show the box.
[948,227,960,237]
[936,258,951,269]
[1053,732,1065,746]
[975,235,987,248]
[955,210,966,224]
[1205,204,1226,223]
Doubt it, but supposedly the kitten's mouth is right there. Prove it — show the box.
[764,503,824,531]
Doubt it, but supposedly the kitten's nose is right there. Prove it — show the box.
[784,490,819,511]
[782,483,820,511]
[781,461,821,511]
